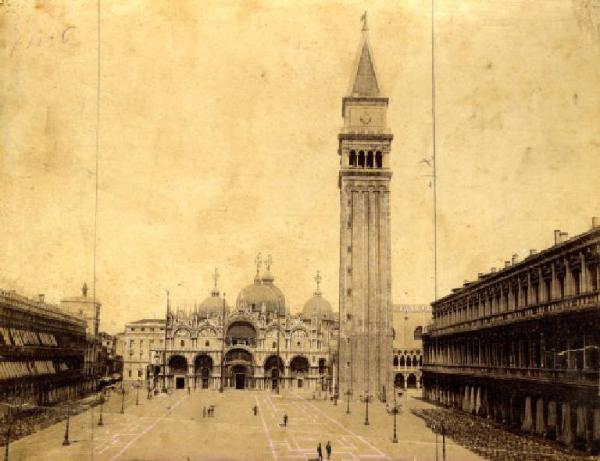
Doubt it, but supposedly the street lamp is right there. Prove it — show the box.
[386,392,402,443]
[359,392,372,426]
[432,421,446,461]
[62,406,71,446]
[1,403,28,461]
[98,391,105,426]
[345,388,353,414]
[120,385,126,414]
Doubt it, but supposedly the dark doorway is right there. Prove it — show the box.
[394,373,405,388]
[176,377,185,389]
[407,374,417,388]
[235,373,245,389]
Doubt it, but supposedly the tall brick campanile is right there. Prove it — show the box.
[338,17,393,402]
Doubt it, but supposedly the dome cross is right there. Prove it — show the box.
[314,270,322,294]
[255,252,263,276]
[265,254,273,271]
[212,267,219,289]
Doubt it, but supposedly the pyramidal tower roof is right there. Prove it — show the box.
[348,12,381,98]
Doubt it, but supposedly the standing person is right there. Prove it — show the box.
[325,441,331,459]
[317,442,323,461]
[283,413,288,427]
[253,405,258,416]
[202,406,206,418]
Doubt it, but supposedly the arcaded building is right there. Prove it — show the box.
[391,304,431,390]
[423,220,600,451]
[150,261,338,393]
[0,289,92,406]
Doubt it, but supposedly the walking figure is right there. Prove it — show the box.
[253,405,258,416]
[326,441,331,459]
[317,442,323,461]
[202,406,206,418]
[283,413,288,427]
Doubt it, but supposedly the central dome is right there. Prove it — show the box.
[198,288,230,318]
[302,290,334,321]
[236,272,286,316]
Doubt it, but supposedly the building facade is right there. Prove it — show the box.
[122,318,165,383]
[149,262,338,393]
[0,289,91,407]
[338,19,394,403]
[391,304,431,390]
[423,220,600,452]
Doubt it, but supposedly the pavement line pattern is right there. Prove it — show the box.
[255,394,279,461]
[296,393,393,461]
[107,394,188,461]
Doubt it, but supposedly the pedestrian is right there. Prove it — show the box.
[283,413,288,427]
[253,405,258,416]
[202,406,206,418]
[187,386,191,395]
[326,441,331,459]
[317,442,323,461]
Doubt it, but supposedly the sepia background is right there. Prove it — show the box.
[1,0,599,333]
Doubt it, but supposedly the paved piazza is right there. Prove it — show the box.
[6,390,483,461]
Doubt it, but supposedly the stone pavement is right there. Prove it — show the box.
[4,389,484,461]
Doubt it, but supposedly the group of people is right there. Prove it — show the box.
[202,405,215,418]
[316,441,332,460]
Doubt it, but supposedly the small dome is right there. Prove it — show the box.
[237,278,286,316]
[302,291,334,321]
[198,289,229,318]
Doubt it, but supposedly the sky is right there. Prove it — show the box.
[1,0,599,334]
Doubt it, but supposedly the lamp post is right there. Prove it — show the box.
[359,392,372,426]
[120,385,126,414]
[386,391,402,443]
[98,392,105,426]
[219,292,227,393]
[432,421,446,461]
[3,415,10,461]
[62,407,71,446]
[345,388,353,414]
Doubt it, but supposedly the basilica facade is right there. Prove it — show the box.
[149,260,338,393]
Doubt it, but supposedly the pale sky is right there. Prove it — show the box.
[1,0,599,334]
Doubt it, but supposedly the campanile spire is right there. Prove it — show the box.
[337,16,394,402]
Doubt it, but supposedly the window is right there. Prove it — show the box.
[205,340,210,347]
[414,326,423,340]
[272,342,277,349]
[375,151,382,168]
[141,328,145,332]
[138,369,142,378]
[180,340,185,347]
[366,151,374,168]
[128,369,132,378]
[349,150,357,167]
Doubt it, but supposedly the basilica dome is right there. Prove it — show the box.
[198,288,230,318]
[236,271,286,316]
[302,290,334,321]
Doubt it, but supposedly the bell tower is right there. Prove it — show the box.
[338,13,393,402]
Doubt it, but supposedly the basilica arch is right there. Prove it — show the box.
[224,348,254,390]
[226,321,257,347]
[194,354,213,389]
[168,355,188,390]
[289,355,310,389]
[264,355,284,391]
